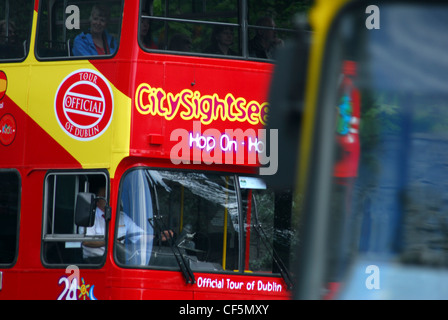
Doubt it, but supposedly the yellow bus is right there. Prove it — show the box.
[268,0,448,299]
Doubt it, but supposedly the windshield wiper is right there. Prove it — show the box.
[252,222,294,290]
[252,200,294,290]
[149,215,196,285]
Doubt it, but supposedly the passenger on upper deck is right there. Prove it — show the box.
[140,11,157,49]
[168,33,192,52]
[73,5,117,56]
[0,20,16,44]
[205,25,236,56]
[0,19,24,59]
[249,16,284,59]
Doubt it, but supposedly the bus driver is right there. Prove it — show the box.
[82,185,145,264]
[82,185,174,264]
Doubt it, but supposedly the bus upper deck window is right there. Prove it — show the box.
[140,0,302,61]
[246,1,304,61]
[36,0,123,59]
[142,0,240,56]
[0,0,33,61]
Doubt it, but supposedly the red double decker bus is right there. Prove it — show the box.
[0,0,300,299]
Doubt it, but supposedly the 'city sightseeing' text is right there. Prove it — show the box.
[135,83,269,126]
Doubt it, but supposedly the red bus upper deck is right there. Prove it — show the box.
[0,0,300,300]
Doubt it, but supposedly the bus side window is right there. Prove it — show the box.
[140,0,301,60]
[142,0,241,56]
[36,0,123,59]
[246,1,304,60]
[0,170,20,266]
[42,172,108,266]
[0,0,33,61]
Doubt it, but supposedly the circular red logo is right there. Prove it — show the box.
[55,69,114,141]
[0,113,16,146]
[0,71,7,100]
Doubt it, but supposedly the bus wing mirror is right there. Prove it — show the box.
[75,192,96,227]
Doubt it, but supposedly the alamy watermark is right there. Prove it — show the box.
[365,265,380,290]
[170,121,278,176]
[65,5,81,30]
[365,5,380,30]
[65,4,381,31]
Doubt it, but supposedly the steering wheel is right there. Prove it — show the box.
[116,232,155,265]
[175,224,193,246]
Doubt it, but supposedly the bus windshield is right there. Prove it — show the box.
[116,169,239,272]
[115,169,292,280]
